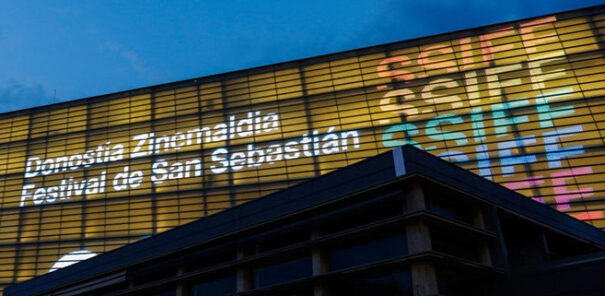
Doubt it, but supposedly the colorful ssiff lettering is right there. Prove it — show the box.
[376,16,599,220]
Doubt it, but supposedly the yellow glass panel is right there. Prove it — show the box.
[331,57,363,91]
[520,17,565,60]
[279,100,309,139]
[205,188,232,215]
[108,101,132,126]
[59,203,82,239]
[453,37,490,71]
[67,105,87,133]
[597,18,605,35]
[3,176,23,208]
[225,77,250,108]
[48,109,69,136]
[0,146,9,176]
[226,105,282,145]
[275,68,302,100]
[304,62,334,95]
[0,210,19,243]
[156,193,180,232]
[203,152,230,188]
[20,208,41,242]
[124,159,152,196]
[310,106,341,130]
[9,115,29,143]
[175,86,199,116]
[153,118,178,156]
[387,46,425,82]
[131,94,152,123]
[129,198,152,235]
[84,202,105,238]
[31,111,50,138]
[175,158,204,191]
[168,115,202,153]
[359,53,390,90]
[570,54,605,99]
[0,247,16,281]
[127,121,152,158]
[418,41,459,77]
[16,248,37,281]
[200,82,223,112]
[479,26,527,66]
[80,167,108,200]
[6,144,26,175]
[178,191,204,220]
[231,147,260,185]
[89,100,110,129]
[249,72,277,104]
[285,157,316,179]
[197,111,226,150]
[105,200,129,236]
[0,118,12,143]
[561,31,599,55]
[154,91,176,119]
[233,187,261,204]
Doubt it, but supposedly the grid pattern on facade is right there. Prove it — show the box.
[0,6,604,294]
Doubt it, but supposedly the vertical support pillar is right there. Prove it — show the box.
[488,206,510,272]
[404,182,439,296]
[474,208,493,266]
[410,262,438,296]
[236,248,251,292]
[478,241,493,266]
[541,232,552,262]
[404,182,427,214]
[473,208,486,229]
[312,231,329,296]
[176,267,189,296]
[406,220,431,254]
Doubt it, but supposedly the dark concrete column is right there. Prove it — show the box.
[404,182,427,213]
[474,208,493,266]
[473,208,486,229]
[312,231,329,296]
[404,182,439,296]
[411,262,439,296]
[176,267,189,296]
[236,248,252,292]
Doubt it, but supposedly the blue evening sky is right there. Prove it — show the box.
[0,0,603,113]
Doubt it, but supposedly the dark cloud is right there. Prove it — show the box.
[0,81,58,113]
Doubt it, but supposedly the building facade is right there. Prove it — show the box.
[0,4,604,294]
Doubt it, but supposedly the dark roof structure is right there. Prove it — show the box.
[7,145,605,296]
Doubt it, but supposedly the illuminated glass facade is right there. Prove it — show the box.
[0,5,604,294]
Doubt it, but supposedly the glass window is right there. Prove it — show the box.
[254,257,312,288]
[431,227,482,262]
[200,82,223,112]
[437,268,486,296]
[275,68,302,100]
[149,289,176,296]
[328,270,412,296]
[329,233,407,271]
[428,193,477,225]
[192,275,236,296]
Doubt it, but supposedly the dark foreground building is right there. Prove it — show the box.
[7,146,605,296]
